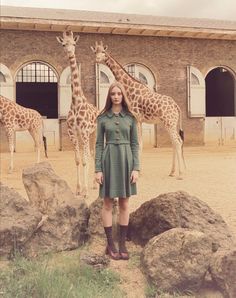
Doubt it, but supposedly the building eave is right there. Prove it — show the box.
[1,17,236,40]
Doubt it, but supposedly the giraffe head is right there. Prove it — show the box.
[56,31,80,57]
[90,41,108,63]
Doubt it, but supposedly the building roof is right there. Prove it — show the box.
[1,5,236,40]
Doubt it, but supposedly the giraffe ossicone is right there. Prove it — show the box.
[91,41,185,179]
[57,31,99,197]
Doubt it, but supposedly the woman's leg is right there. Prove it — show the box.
[102,198,119,260]
[118,197,130,260]
[118,197,129,225]
[102,197,113,227]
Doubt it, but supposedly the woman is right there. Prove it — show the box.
[95,81,139,260]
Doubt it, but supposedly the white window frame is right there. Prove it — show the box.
[58,65,81,117]
[187,66,206,118]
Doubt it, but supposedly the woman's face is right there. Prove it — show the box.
[110,86,123,106]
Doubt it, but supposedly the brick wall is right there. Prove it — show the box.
[0,29,235,149]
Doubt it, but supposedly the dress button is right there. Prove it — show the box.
[115,122,119,125]
[116,137,120,140]
[115,129,119,133]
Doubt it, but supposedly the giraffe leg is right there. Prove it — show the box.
[176,141,184,180]
[81,141,90,198]
[9,139,14,173]
[6,130,14,173]
[29,129,41,163]
[90,131,97,190]
[172,133,184,179]
[74,145,82,196]
[68,129,82,195]
[167,129,184,179]
[169,147,176,177]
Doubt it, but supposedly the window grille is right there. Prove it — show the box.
[125,64,149,85]
[139,72,148,85]
[16,62,57,83]
[126,64,135,77]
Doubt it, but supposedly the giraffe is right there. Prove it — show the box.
[0,95,47,172]
[91,41,185,179]
[56,31,99,197]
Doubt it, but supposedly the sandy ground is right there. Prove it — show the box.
[1,145,236,297]
[1,145,236,237]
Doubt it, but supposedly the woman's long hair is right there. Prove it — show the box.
[99,81,134,117]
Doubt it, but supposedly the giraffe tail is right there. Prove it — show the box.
[43,136,48,158]
[178,106,186,169]
[179,129,184,142]
[41,119,48,158]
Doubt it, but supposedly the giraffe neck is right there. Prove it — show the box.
[68,54,86,106]
[105,54,134,87]
[105,54,147,118]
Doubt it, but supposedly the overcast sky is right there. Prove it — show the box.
[1,0,236,21]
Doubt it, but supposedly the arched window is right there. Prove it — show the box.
[0,64,14,99]
[124,63,156,90]
[206,67,235,117]
[138,72,148,85]
[191,73,200,85]
[66,74,71,85]
[100,71,110,84]
[59,65,81,117]
[16,62,57,83]
[0,71,6,83]
[187,66,205,117]
[16,61,58,118]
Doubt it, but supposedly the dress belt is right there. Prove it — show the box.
[106,141,130,145]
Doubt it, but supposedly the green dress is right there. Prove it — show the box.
[95,109,139,198]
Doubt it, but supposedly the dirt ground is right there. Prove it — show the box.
[1,145,236,297]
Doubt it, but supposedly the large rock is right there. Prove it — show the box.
[22,162,75,214]
[23,199,90,256]
[209,249,236,298]
[88,197,119,240]
[128,191,233,249]
[141,228,213,293]
[0,183,42,258]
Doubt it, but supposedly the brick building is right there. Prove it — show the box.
[0,6,236,152]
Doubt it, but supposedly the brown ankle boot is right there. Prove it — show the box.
[104,226,120,260]
[119,225,129,260]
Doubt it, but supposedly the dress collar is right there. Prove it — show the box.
[106,109,127,118]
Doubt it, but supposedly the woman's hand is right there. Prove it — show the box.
[95,172,103,185]
[130,170,139,184]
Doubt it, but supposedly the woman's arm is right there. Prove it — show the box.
[95,117,105,173]
[130,117,140,171]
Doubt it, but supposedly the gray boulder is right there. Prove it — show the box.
[0,183,42,258]
[209,249,236,298]
[22,161,75,214]
[23,199,90,256]
[141,228,213,293]
[128,191,233,250]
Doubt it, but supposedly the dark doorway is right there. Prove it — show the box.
[16,83,58,118]
[206,67,235,117]
[16,62,58,119]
